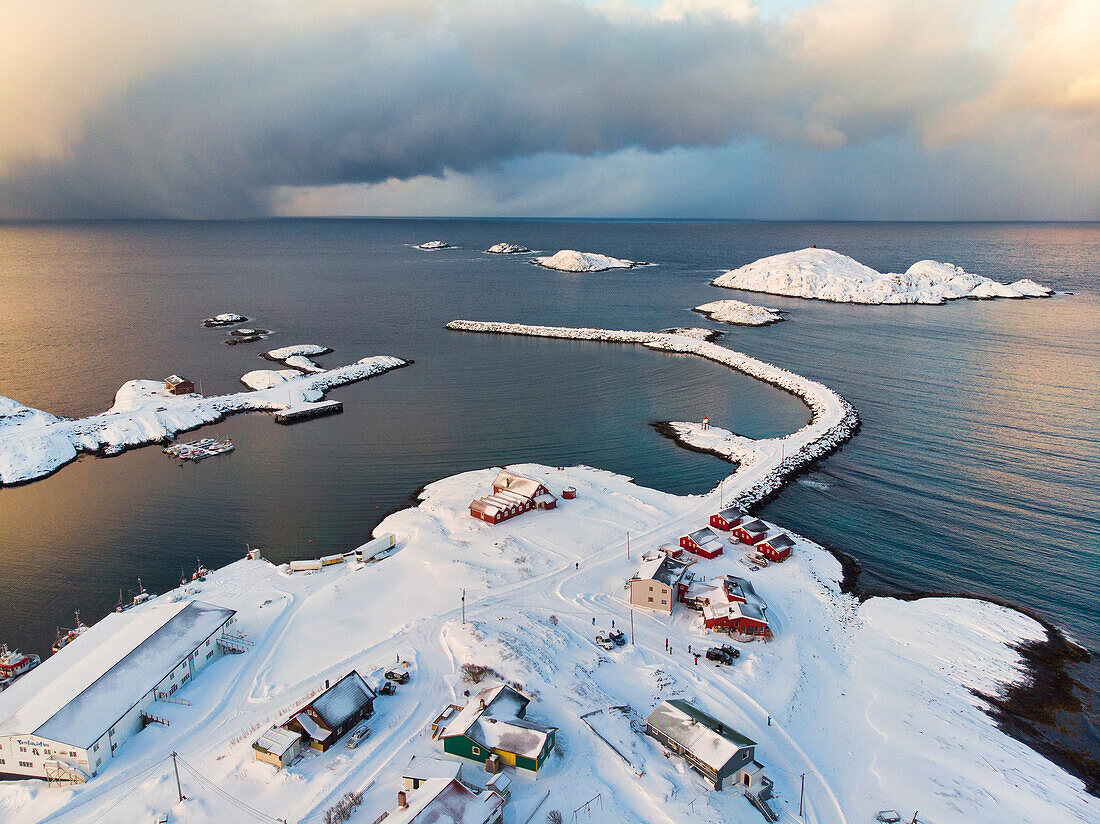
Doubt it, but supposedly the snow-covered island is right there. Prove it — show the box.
[485,242,530,254]
[531,250,646,272]
[416,240,452,250]
[202,312,247,327]
[263,343,333,374]
[0,355,406,485]
[713,248,1054,305]
[695,299,784,326]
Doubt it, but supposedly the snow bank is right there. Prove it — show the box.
[713,248,1053,305]
[264,344,331,361]
[239,369,300,391]
[485,243,530,254]
[530,250,642,272]
[694,299,783,326]
[416,240,451,250]
[0,356,407,485]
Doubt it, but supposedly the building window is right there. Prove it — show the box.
[93,743,99,753]
[19,761,32,768]
[661,600,667,605]
[206,650,214,659]
[648,586,653,591]
[472,747,481,756]
[0,758,4,764]
[648,597,653,603]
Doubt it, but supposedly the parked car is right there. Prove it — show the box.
[379,681,397,695]
[608,629,626,646]
[385,669,410,684]
[718,644,740,659]
[706,647,731,665]
[595,634,615,651]
[345,721,372,749]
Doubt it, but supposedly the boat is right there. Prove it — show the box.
[130,579,152,607]
[164,438,234,462]
[0,644,41,687]
[51,611,88,654]
[192,561,210,581]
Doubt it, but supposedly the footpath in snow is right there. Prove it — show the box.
[0,355,407,485]
[713,248,1053,305]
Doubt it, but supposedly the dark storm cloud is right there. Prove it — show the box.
[0,0,1096,218]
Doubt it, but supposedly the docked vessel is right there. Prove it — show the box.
[0,644,41,687]
[164,438,234,461]
[51,611,88,654]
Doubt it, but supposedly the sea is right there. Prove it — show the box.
[1,220,1097,685]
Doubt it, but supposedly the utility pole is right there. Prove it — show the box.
[172,751,185,802]
[626,531,630,560]
[630,609,635,645]
[799,772,805,816]
[461,588,465,625]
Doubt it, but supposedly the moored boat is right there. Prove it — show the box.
[51,610,88,654]
[0,643,41,686]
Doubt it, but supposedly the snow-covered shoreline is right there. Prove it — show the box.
[445,320,859,509]
[0,356,407,486]
[694,299,784,326]
[713,248,1054,305]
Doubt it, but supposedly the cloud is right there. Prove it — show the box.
[0,0,1096,218]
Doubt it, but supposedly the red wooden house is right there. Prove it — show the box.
[709,506,745,532]
[730,518,768,545]
[679,527,726,560]
[756,530,794,562]
[470,470,557,525]
[703,601,769,639]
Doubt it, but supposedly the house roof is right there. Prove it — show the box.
[165,374,190,385]
[492,470,545,500]
[738,518,768,534]
[310,671,374,730]
[0,600,235,750]
[646,699,755,772]
[442,683,555,758]
[385,777,504,824]
[703,600,768,625]
[633,555,689,587]
[254,726,301,757]
[761,530,794,549]
[716,506,744,522]
[687,527,725,550]
[720,575,765,608]
[402,756,462,783]
[292,711,330,742]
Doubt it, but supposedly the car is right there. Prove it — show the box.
[608,629,626,646]
[595,634,614,651]
[385,669,410,684]
[345,722,372,749]
[379,681,397,695]
[706,647,731,665]
[718,644,740,659]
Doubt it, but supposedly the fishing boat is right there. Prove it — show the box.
[0,644,41,687]
[164,438,234,462]
[192,561,210,581]
[51,611,88,654]
[130,578,152,607]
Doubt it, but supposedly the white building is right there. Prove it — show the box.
[0,600,236,782]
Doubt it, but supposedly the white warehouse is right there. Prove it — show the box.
[0,600,236,782]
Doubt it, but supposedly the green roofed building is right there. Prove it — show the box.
[438,684,556,773]
[645,699,769,792]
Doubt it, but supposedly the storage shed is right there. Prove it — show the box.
[253,726,302,770]
[164,375,195,395]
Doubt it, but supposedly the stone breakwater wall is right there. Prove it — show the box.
[445,320,860,506]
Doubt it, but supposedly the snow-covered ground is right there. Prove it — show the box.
[485,243,530,254]
[0,356,406,485]
[416,240,451,250]
[2,462,1092,824]
[713,248,1054,305]
[694,300,784,326]
[530,250,644,272]
[202,313,247,327]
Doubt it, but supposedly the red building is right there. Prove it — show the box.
[709,506,745,532]
[730,518,768,545]
[679,527,726,560]
[756,530,794,562]
[703,601,769,639]
[470,470,557,525]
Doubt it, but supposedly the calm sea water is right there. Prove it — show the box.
[0,219,1097,669]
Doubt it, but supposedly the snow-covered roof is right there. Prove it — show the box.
[738,518,768,535]
[385,777,504,824]
[292,711,329,742]
[0,600,235,749]
[309,671,374,730]
[164,374,190,385]
[443,683,555,757]
[720,575,765,609]
[687,527,725,550]
[254,726,300,757]
[533,492,557,505]
[715,505,744,522]
[646,699,755,772]
[402,756,461,783]
[761,530,794,549]
[633,555,689,587]
[703,600,768,625]
[443,684,529,739]
[492,470,545,499]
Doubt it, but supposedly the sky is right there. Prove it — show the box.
[0,0,1097,220]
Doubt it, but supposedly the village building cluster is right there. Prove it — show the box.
[469,470,565,525]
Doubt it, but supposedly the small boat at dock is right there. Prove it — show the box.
[0,644,41,687]
[51,611,88,654]
[164,438,234,462]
